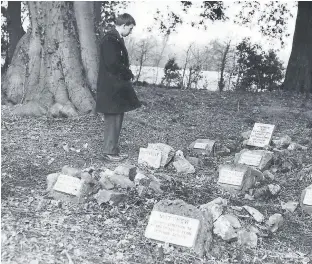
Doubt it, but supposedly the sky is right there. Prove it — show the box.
[122,1,297,66]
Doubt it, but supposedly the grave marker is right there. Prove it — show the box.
[218,167,245,186]
[138,148,162,169]
[145,210,200,247]
[189,139,215,155]
[247,123,275,147]
[53,174,83,196]
[303,188,312,206]
[238,151,263,167]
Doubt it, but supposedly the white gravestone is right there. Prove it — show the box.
[238,151,263,167]
[145,211,200,247]
[138,148,162,169]
[218,167,245,186]
[53,174,83,196]
[247,123,275,147]
[303,188,312,206]
[194,142,208,149]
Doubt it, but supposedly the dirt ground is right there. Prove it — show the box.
[1,87,312,264]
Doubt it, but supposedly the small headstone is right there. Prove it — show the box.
[53,174,83,196]
[145,199,213,257]
[218,164,258,192]
[145,211,200,247]
[247,123,275,147]
[189,139,216,155]
[147,143,175,167]
[235,149,273,171]
[301,184,312,215]
[138,148,162,169]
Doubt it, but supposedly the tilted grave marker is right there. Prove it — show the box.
[247,123,275,147]
[53,174,83,196]
[138,147,162,169]
[145,210,200,247]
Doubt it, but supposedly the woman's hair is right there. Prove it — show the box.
[115,13,136,26]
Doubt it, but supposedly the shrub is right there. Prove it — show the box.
[162,58,182,88]
[233,38,284,91]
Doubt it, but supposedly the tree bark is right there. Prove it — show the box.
[283,1,312,93]
[2,1,96,116]
[7,1,25,64]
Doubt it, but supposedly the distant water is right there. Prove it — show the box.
[130,65,232,91]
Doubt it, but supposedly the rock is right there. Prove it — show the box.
[300,184,312,215]
[79,172,93,183]
[152,199,213,257]
[281,201,298,213]
[272,135,292,149]
[263,170,275,181]
[223,214,241,228]
[61,165,80,177]
[218,164,261,192]
[134,172,151,186]
[99,177,114,190]
[213,215,240,241]
[137,185,147,197]
[200,199,225,222]
[46,173,60,192]
[94,190,126,205]
[147,143,175,167]
[215,146,231,157]
[241,130,252,140]
[48,174,92,203]
[268,184,281,196]
[173,150,195,174]
[186,156,200,167]
[243,206,264,223]
[189,139,216,156]
[114,165,137,181]
[237,230,257,248]
[244,194,254,200]
[234,149,273,171]
[287,142,307,151]
[107,173,135,189]
[149,180,163,194]
[254,185,270,199]
[266,214,284,232]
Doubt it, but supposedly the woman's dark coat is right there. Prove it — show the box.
[96,28,141,113]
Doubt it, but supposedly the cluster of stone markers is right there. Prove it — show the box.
[143,122,312,255]
[46,122,311,257]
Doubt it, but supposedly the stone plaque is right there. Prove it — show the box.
[53,174,83,196]
[138,148,162,169]
[218,168,245,186]
[194,142,208,149]
[247,123,275,147]
[303,189,312,206]
[145,211,200,247]
[238,151,263,166]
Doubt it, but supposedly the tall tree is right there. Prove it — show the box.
[2,1,124,116]
[7,1,25,64]
[283,1,312,93]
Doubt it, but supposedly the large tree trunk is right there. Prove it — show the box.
[283,1,312,93]
[2,1,98,116]
[7,1,25,64]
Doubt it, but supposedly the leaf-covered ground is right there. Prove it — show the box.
[1,87,312,264]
